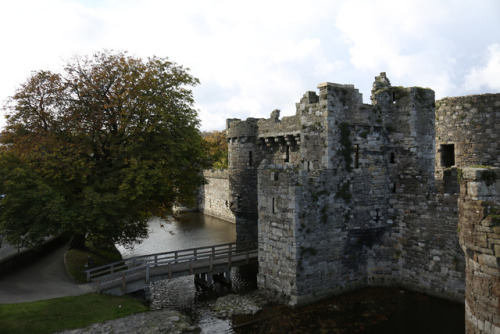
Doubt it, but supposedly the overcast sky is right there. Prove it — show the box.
[1,0,499,131]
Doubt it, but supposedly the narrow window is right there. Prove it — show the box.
[440,144,455,167]
[390,152,395,164]
[354,144,359,169]
[307,161,311,172]
[272,198,276,213]
[248,151,253,166]
[392,92,396,104]
[285,145,290,163]
[392,183,397,193]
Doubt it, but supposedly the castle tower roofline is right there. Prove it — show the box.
[317,82,356,90]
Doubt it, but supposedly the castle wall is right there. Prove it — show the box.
[197,74,500,328]
[226,119,262,241]
[197,170,235,223]
[397,194,465,301]
[435,94,500,194]
[458,168,500,333]
[374,85,466,302]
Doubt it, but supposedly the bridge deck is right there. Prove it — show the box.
[84,241,257,295]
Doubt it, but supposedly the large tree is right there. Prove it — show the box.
[202,130,228,169]
[0,50,209,248]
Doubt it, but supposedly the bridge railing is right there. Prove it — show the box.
[84,240,257,285]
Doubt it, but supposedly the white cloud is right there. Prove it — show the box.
[463,43,500,92]
[0,0,499,131]
[335,0,500,99]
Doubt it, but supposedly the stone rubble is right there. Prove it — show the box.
[57,309,199,334]
[210,293,265,318]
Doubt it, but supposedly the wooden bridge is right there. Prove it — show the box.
[84,241,258,295]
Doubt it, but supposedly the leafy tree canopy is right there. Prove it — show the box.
[202,130,228,169]
[0,50,209,248]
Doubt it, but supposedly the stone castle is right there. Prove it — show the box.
[197,73,500,333]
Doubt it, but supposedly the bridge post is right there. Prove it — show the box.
[223,269,231,283]
[145,266,150,283]
[194,272,214,288]
[207,273,213,287]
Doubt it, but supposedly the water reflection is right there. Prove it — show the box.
[233,288,465,334]
[116,212,236,258]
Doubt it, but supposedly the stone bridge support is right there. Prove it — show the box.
[458,167,500,333]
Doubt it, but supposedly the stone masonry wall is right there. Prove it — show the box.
[374,84,466,302]
[397,194,465,301]
[435,94,500,194]
[197,170,235,223]
[226,118,261,241]
[198,74,500,328]
[458,167,500,333]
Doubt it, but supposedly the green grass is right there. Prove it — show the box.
[65,243,123,283]
[0,293,149,334]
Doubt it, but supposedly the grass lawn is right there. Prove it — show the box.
[0,293,149,334]
[65,242,123,283]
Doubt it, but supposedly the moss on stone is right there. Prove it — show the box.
[335,181,351,203]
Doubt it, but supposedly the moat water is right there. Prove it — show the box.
[117,212,465,333]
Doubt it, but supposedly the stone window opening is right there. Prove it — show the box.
[272,198,276,213]
[440,144,455,167]
[392,182,397,193]
[284,145,290,163]
[248,151,253,166]
[392,92,396,104]
[390,152,395,164]
[354,144,360,169]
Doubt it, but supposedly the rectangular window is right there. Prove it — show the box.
[248,151,253,166]
[285,145,290,163]
[440,144,455,167]
[354,144,359,169]
[272,198,276,213]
